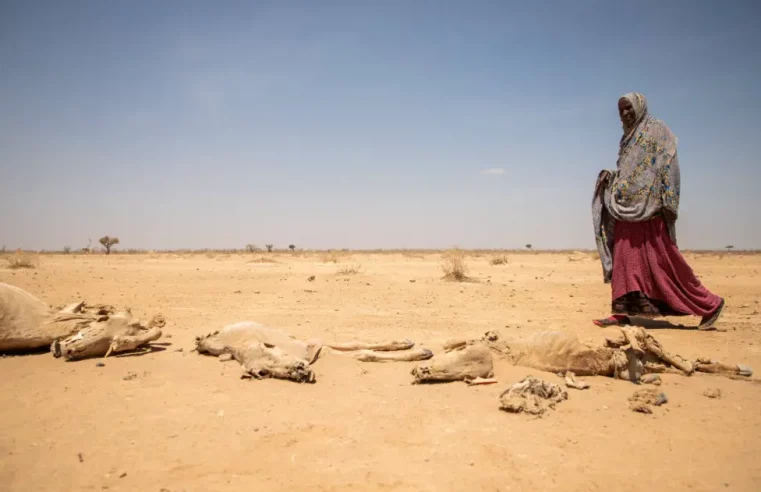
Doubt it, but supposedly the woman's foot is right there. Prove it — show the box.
[593,315,631,327]
[699,298,725,330]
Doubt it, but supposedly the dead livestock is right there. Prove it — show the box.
[195,321,433,383]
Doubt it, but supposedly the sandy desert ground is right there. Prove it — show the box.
[1,251,760,491]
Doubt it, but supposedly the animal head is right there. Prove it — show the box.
[239,342,315,383]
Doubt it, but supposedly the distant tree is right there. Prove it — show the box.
[245,244,258,253]
[266,244,274,252]
[0,245,5,254]
[99,236,120,255]
[63,246,71,254]
[526,244,532,250]
[726,245,734,254]
[289,244,296,252]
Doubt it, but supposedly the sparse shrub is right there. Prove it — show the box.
[63,246,71,254]
[336,263,362,275]
[99,236,120,255]
[490,255,509,266]
[441,248,474,282]
[321,251,340,263]
[289,244,296,252]
[266,244,274,252]
[248,256,278,264]
[6,253,37,269]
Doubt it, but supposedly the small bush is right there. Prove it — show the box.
[63,246,72,254]
[490,255,509,265]
[321,251,340,263]
[336,264,362,275]
[245,244,259,253]
[6,253,37,269]
[441,248,474,282]
[248,256,278,264]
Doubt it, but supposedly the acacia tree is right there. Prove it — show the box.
[726,245,734,254]
[526,244,532,251]
[266,244,274,252]
[99,236,120,255]
[289,244,295,252]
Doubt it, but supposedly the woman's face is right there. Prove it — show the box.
[618,98,636,128]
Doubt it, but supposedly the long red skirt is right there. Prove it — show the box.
[611,216,721,318]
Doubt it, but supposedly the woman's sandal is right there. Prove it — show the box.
[698,298,725,331]
[592,315,631,327]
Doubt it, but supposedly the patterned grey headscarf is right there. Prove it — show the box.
[619,92,649,144]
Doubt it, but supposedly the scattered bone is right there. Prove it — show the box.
[196,321,431,383]
[703,388,722,399]
[499,376,568,416]
[629,388,668,414]
[467,377,498,386]
[564,372,590,390]
[411,341,493,384]
[640,374,662,385]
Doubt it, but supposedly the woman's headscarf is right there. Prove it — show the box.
[608,92,680,221]
[619,92,649,144]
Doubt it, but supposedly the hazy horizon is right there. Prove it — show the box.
[2,1,760,252]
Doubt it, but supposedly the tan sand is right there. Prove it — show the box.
[1,251,760,491]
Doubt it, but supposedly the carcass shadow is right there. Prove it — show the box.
[113,344,168,358]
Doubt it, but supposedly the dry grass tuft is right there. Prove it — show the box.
[336,263,362,275]
[5,253,38,270]
[321,251,341,263]
[441,248,475,282]
[490,255,509,266]
[248,256,279,264]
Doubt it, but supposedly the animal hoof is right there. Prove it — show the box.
[421,349,434,360]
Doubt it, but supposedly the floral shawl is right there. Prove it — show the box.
[592,92,681,282]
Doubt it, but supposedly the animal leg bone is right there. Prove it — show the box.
[334,347,433,362]
[324,339,415,352]
[694,358,753,377]
[104,327,162,358]
[639,333,694,375]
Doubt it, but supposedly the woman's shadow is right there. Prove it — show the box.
[628,317,719,331]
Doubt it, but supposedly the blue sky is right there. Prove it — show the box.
[1,0,759,250]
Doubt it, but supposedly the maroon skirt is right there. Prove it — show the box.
[610,216,721,318]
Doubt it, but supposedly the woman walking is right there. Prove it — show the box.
[592,92,724,329]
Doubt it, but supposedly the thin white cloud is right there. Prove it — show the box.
[480,168,505,175]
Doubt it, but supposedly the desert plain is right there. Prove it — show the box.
[1,250,760,491]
